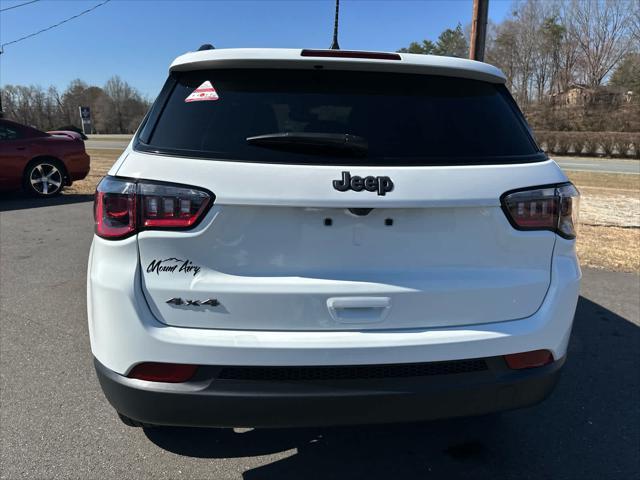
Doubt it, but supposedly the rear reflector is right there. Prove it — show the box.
[127,362,198,382]
[301,49,401,61]
[504,350,554,370]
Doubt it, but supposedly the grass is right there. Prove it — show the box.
[567,171,639,191]
[576,225,639,272]
[566,171,639,273]
[63,148,121,195]
[66,149,640,272]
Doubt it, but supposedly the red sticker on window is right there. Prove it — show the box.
[185,81,219,102]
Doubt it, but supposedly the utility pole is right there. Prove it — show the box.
[469,0,489,62]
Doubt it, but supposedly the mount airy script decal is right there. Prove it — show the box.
[146,258,201,277]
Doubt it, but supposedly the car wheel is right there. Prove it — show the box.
[24,159,65,197]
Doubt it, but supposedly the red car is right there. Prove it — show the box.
[0,118,91,196]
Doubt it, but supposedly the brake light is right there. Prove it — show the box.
[501,183,580,239]
[94,177,137,238]
[128,362,198,382]
[94,176,212,239]
[301,49,401,60]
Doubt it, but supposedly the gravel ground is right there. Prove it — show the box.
[579,188,639,227]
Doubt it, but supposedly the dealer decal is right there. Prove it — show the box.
[185,81,219,102]
[147,258,201,276]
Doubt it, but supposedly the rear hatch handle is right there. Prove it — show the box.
[327,297,391,324]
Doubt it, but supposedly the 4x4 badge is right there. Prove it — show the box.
[332,171,394,196]
[166,298,219,307]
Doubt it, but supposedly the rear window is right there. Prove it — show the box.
[137,69,543,165]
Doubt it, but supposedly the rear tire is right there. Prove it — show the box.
[23,158,66,197]
[117,412,153,428]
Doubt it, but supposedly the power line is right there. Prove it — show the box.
[1,0,111,51]
[0,0,41,13]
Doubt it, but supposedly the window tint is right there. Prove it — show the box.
[139,69,542,165]
[0,125,20,141]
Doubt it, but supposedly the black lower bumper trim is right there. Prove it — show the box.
[94,356,563,428]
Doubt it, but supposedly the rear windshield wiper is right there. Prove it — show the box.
[246,132,368,157]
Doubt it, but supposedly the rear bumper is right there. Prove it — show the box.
[95,356,564,428]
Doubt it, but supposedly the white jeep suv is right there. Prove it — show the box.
[88,48,581,428]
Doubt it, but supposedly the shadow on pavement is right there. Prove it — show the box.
[0,192,94,212]
[144,296,640,479]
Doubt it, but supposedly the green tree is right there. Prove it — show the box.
[397,23,468,58]
[397,40,436,54]
[538,16,566,96]
[609,52,640,92]
[434,23,468,58]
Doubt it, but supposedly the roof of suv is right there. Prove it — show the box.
[169,48,506,84]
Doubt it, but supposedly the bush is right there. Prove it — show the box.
[534,131,640,158]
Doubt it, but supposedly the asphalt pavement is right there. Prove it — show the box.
[85,140,131,150]
[552,156,640,175]
[85,135,132,150]
[1,195,639,479]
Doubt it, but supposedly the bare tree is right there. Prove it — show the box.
[556,1,581,92]
[569,0,634,86]
[484,0,634,96]
[1,77,150,133]
[487,20,519,91]
[513,0,541,104]
[102,76,149,134]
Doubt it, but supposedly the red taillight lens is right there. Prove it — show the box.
[127,362,198,382]
[504,350,554,370]
[502,183,580,239]
[94,177,212,239]
[95,177,137,239]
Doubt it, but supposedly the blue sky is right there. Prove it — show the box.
[0,0,512,98]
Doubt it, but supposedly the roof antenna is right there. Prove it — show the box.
[330,0,340,50]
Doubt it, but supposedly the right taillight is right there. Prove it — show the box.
[502,183,580,239]
[95,176,213,239]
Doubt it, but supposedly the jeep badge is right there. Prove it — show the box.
[332,171,394,196]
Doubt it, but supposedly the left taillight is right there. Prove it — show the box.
[94,176,212,240]
[95,177,137,239]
